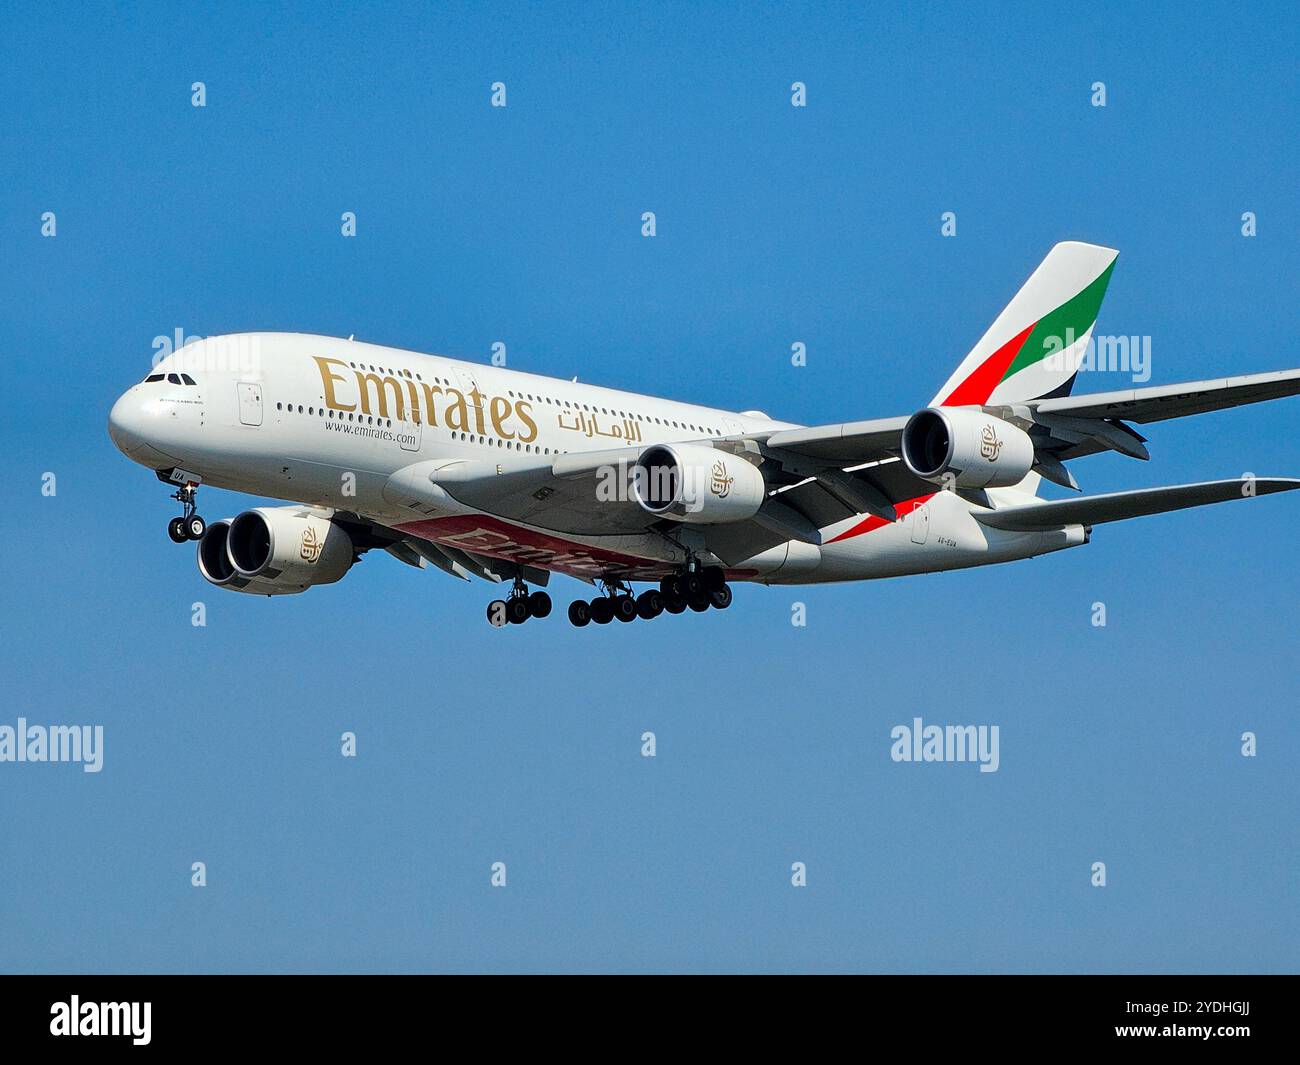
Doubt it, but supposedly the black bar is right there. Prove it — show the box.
[0,974,1288,1052]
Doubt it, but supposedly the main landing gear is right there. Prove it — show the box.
[166,483,206,543]
[486,579,553,627]
[566,567,732,627]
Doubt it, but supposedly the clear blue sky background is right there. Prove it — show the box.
[1,2,1296,973]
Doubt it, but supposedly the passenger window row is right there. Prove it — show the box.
[275,398,566,455]
[453,431,557,456]
[277,401,392,427]
[334,356,729,438]
[505,387,724,437]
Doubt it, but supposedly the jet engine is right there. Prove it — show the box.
[632,444,766,524]
[900,407,1035,489]
[197,509,355,595]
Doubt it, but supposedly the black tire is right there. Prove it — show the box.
[186,515,207,540]
[590,597,614,624]
[636,590,663,619]
[683,572,705,597]
[486,600,509,627]
[506,597,531,624]
[528,591,552,619]
[709,585,733,610]
[702,566,726,593]
[688,592,710,612]
[567,600,591,627]
[661,574,684,598]
[613,595,638,623]
[167,517,189,543]
[663,593,687,615]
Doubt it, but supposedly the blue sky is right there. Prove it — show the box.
[1,1,1296,972]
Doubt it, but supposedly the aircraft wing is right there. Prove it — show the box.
[375,367,1300,570]
[755,368,1300,484]
[757,415,909,466]
[751,369,1300,469]
[377,446,934,568]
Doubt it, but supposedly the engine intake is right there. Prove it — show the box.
[901,407,1035,489]
[196,518,290,596]
[198,519,238,586]
[633,444,766,524]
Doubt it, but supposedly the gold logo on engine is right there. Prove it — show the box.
[709,459,734,498]
[300,526,323,563]
[979,424,1003,462]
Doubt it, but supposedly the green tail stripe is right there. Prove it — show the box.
[1003,259,1116,382]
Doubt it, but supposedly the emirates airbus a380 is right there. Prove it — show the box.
[109,242,1300,628]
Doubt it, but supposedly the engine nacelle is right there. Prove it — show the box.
[196,519,292,595]
[901,407,1035,489]
[198,509,354,595]
[633,444,766,524]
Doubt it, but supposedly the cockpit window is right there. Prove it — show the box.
[145,373,164,383]
[167,373,182,384]
[180,373,197,385]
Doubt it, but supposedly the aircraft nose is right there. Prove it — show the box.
[108,390,146,456]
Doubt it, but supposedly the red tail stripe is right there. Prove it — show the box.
[939,322,1036,407]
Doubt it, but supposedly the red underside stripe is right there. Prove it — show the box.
[939,322,1036,406]
[826,492,935,543]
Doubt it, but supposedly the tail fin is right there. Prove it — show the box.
[931,241,1118,409]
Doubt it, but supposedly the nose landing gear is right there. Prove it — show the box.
[486,579,552,627]
[166,483,206,543]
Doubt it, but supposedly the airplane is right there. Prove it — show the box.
[108,241,1300,628]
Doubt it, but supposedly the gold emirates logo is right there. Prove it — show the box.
[709,459,734,498]
[979,423,1003,462]
[300,526,323,563]
[313,357,538,441]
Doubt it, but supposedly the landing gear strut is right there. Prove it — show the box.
[486,578,551,627]
[567,567,732,627]
[567,578,640,627]
[658,564,728,614]
[167,483,205,543]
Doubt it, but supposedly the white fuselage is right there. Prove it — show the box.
[108,333,1084,584]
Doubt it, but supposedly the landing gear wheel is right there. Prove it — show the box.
[528,591,552,619]
[702,566,726,593]
[590,597,614,625]
[688,592,710,612]
[636,590,664,619]
[663,594,687,615]
[660,574,683,598]
[486,600,509,627]
[683,572,706,598]
[613,595,638,623]
[708,585,733,610]
[169,482,203,543]
[506,597,531,625]
[568,600,591,627]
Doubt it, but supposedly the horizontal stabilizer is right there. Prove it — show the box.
[1032,368,1300,424]
[973,477,1300,531]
